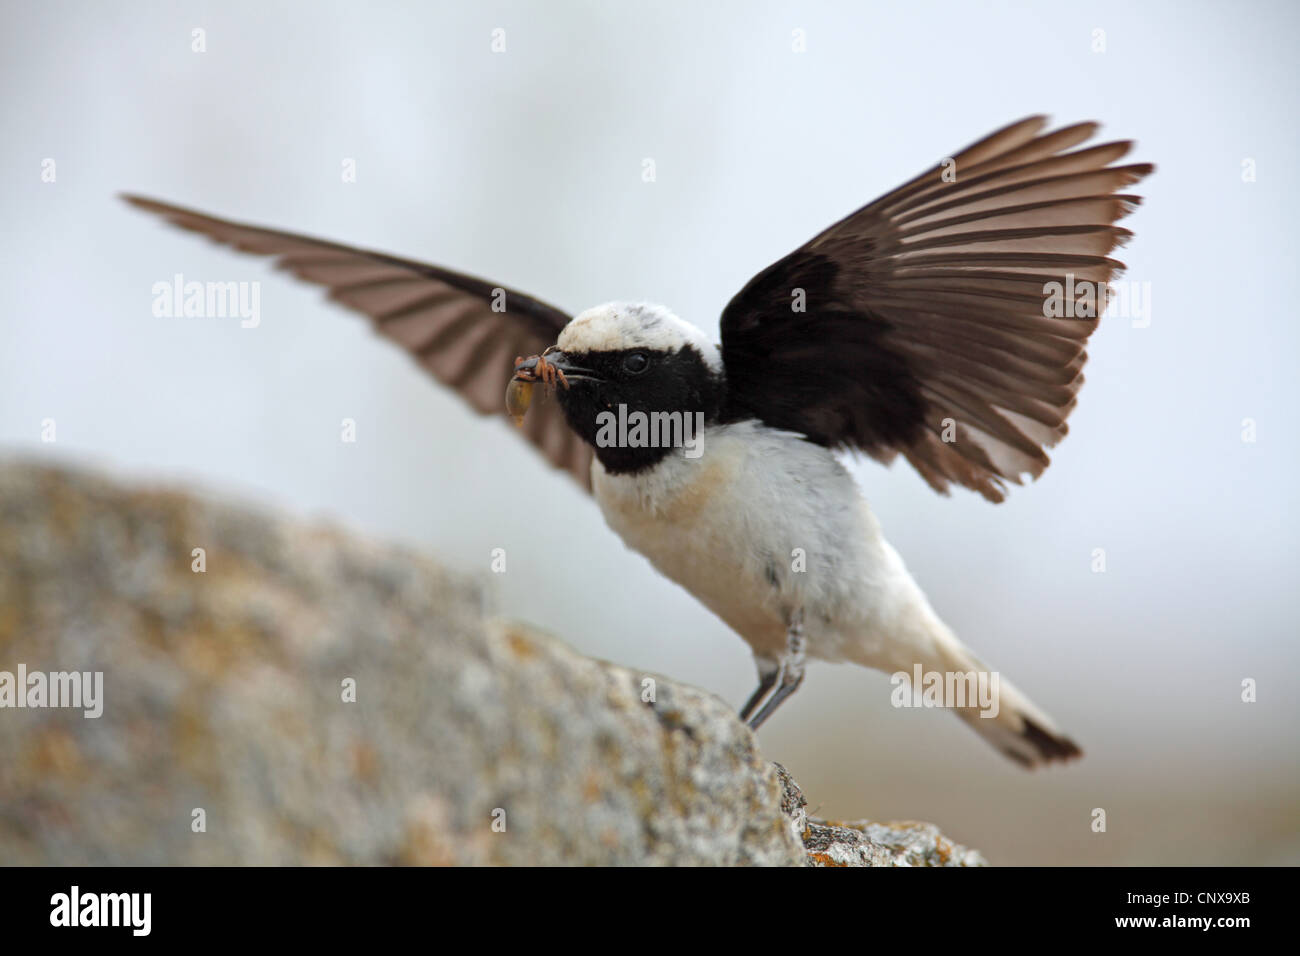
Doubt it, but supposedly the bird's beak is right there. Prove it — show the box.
[514,350,601,384]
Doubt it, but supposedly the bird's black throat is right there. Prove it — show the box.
[557,345,725,475]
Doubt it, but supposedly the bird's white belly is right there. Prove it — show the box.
[590,421,924,666]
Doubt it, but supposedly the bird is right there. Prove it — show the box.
[123,115,1152,768]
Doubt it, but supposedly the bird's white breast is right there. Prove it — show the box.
[590,421,935,667]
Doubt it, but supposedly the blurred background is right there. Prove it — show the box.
[2,0,1296,864]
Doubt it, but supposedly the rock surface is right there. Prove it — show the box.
[0,460,985,866]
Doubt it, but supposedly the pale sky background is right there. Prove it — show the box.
[2,0,1297,864]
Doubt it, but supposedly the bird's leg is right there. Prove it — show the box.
[746,608,806,731]
[738,663,780,724]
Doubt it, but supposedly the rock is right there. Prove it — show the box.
[0,460,984,866]
[777,767,986,867]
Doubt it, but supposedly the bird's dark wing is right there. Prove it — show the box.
[122,195,593,491]
[718,117,1153,502]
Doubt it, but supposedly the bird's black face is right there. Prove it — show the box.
[545,345,724,475]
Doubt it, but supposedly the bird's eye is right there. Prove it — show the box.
[622,351,650,374]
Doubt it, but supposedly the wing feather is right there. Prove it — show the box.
[719,117,1152,501]
[122,195,592,491]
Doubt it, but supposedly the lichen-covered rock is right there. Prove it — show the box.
[776,768,986,866]
[0,460,981,866]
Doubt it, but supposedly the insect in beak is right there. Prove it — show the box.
[506,351,572,426]
[505,376,534,427]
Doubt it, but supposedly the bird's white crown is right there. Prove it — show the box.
[558,302,722,371]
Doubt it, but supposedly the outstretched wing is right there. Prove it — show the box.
[719,116,1153,502]
[122,195,593,491]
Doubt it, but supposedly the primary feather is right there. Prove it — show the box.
[719,115,1153,502]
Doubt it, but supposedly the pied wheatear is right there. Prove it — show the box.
[124,116,1152,767]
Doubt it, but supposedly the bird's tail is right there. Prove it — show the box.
[870,605,1082,769]
[938,637,1082,768]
